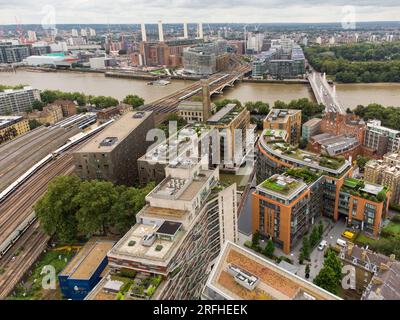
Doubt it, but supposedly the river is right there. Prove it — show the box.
[1,70,400,108]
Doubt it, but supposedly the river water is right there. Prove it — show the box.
[1,70,400,108]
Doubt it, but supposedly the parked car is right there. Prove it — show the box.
[336,238,347,247]
[342,230,355,240]
[317,240,327,251]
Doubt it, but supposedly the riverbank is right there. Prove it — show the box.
[243,78,309,84]
[1,69,400,108]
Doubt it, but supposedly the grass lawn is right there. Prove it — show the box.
[7,250,75,300]
[354,233,378,247]
[383,221,400,235]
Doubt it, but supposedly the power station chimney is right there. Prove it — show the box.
[141,23,147,42]
[183,23,188,39]
[201,79,211,122]
[158,20,164,42]
[198,23,204,39]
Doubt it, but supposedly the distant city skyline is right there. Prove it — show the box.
[1,0,400,25]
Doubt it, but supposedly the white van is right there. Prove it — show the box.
[318,240,327,251]
[336,238,347,247]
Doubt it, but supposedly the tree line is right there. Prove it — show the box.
[305,42,400,83]
[34,176,154,243]
[39,90,144,110]
[352,103,400,131]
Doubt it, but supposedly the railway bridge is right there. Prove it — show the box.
[140,59,251,123]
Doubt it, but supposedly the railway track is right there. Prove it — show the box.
[0,153,75,245]
[0,126,79,191]
[0,222,49,299]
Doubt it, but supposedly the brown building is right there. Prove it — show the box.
[320,112,365,144]
[26,104,64,125]
[74,111,154,186]
[140,39,199,67]
[340,243,400,300]
[263,109,302,145]
[51,100,77,117]
[307,133,361,160]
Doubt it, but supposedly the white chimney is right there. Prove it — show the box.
[141,23,147,42]
[158,20,164,42]
[183,23,188,39]
[198,23,204,39]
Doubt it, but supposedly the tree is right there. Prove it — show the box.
[74,180,119,235]
[356,155,370,171]
[28,119,42,130]
[110,182,155,233]
[318,221,324,239]
[123,95,144,109]
[32,99,45,111]
[305,264,311,279]
[323,250,343,282]
[263,240,275,258]
[299,138,308,149]
[252,231,260,247]
[35,176,81,243]
[313,266,338,294]
[310,226,320,247]
[301,236,311,260]
[214,99,242,112]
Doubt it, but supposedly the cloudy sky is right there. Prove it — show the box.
[1,0,399,24]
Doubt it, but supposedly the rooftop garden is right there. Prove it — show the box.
[318,155,346,170]
[341,178,388,203]
[286,168,322,184]
[111,270,163,300]
[261,176,300,195]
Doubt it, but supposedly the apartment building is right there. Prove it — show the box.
[320,112,365,145]
[138,123,213,185]
[255,129,389,253]
[0,86,41,115]
[88,159,238,300]
[363,119,400,157]
[74,111,155,186]
[365,155,400,204]
[0,116,30,144]
[26,104,64,125]
[202,241,340,300]
[263,109,302,145]
[0,43,31,63]
[207,103,253,171]
[301,118,321,141]
[339,243,400,300]
[177,101,216,123]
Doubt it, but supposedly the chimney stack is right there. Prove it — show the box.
[361,249,367,261]
[141,23,147,42]
[198,23,204,39]
[183,23,188,39]
[347,242,354,256]
[201,79,211,122]
[158,20,164,42]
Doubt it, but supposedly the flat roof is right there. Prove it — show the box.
[75,111,152,153]
[60,241,115,280]
[257,173,308,201]
[206,241,341,300]
[207,104,237,124]
[156,221,182,236]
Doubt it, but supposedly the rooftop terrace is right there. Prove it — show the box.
[257,173,308,201]
[259,129,350,175]
[206,242,340,300]
[207,103,244,126]
[75,111,152,153]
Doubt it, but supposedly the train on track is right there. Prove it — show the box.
[0,212,36,258]
[0,119,114,259]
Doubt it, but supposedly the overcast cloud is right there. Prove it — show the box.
[0,0,399,24]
